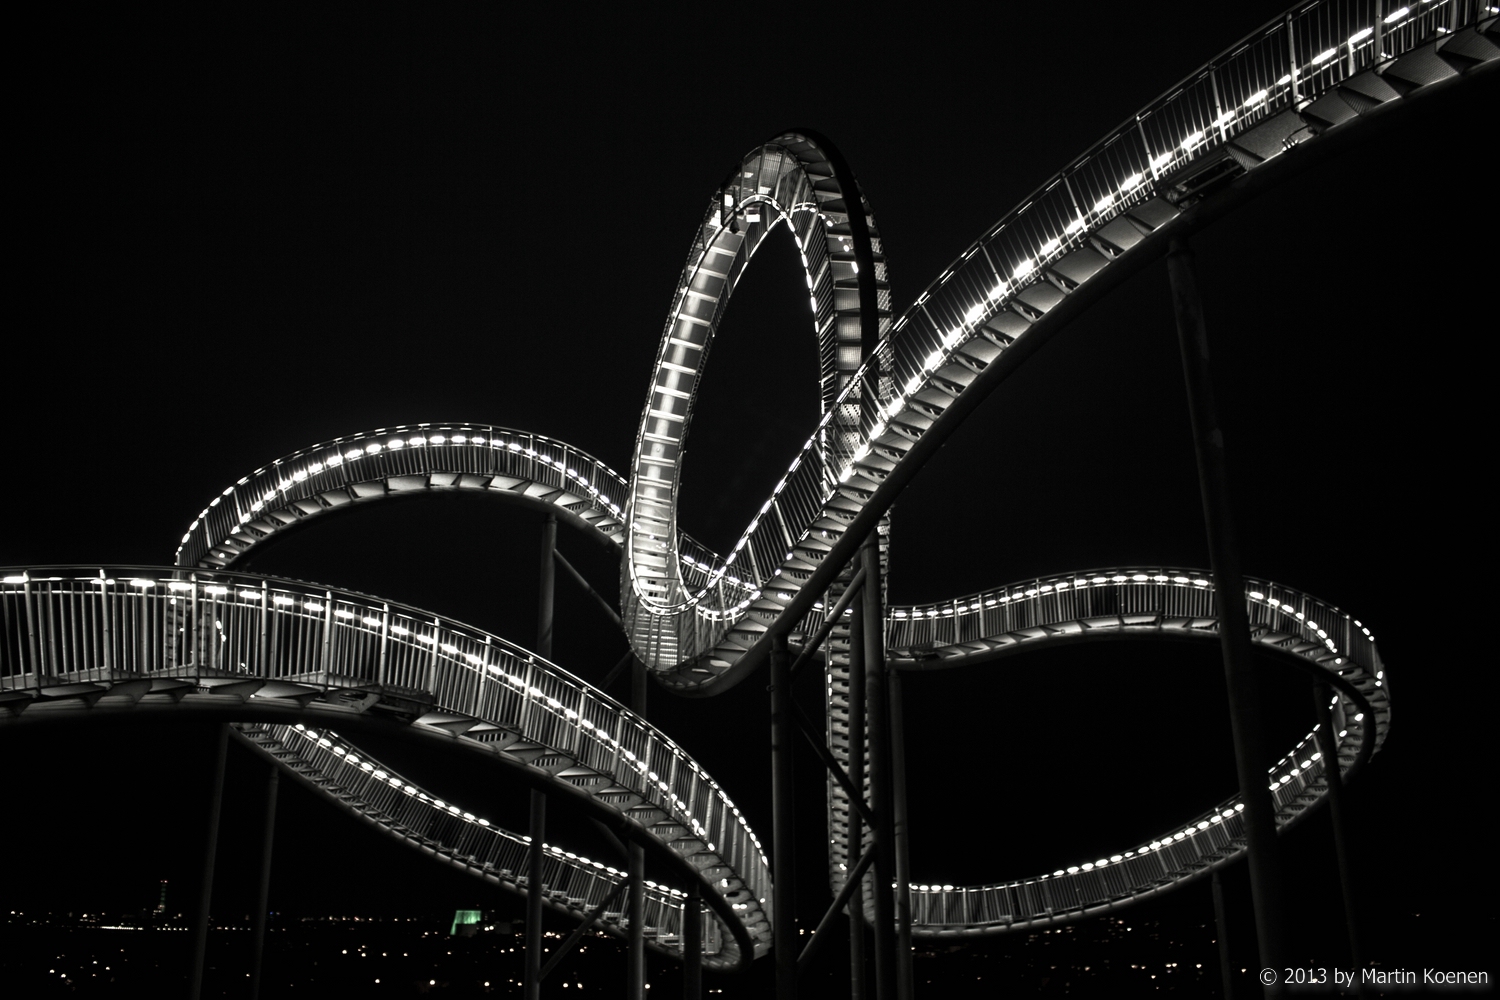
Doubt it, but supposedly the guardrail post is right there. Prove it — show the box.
[23,578,41,688]
[189,723,230,1000]
[249,760,279,1000]
[525,789,546,1000]
[1286,13,1301,105]
[1168,236,1288,993]
[377,603,390,687]
[1313,681,1363,990]
[770,631,797,999]
[258,580,269,678]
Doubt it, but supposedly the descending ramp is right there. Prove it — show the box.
[0,567,767,969]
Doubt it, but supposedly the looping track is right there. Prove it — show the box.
[4,0,1492,969]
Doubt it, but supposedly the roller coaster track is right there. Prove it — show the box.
[2,0,1491,970]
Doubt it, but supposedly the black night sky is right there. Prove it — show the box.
[5,3,1495,994]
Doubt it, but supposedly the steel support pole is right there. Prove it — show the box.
[889,669,914,1000]
[847,591,868,1000]
[525,790,546,1000]
[628,842,646,1000]
[632,656,648,723]
[537,511,557,661]
[684,880,703,1000]
[188,723,229,1000]
[527,510,556,1000]
[861,533,898,1000]
[1212,868,1235,1000]
[629,619,648,1000]
[249,761,279,1000]
[1313,681,1363,990]
[1168,237,1287,992]
[770,632,798,999]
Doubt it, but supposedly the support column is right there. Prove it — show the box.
[1168,236,1287,992]
[630,619,647,999]
[1313,681,1363,991]
[684,880,703,1000]
[770,632,797,998]
[848,593,868,1000]
[249,761,280,1000]
[1213,868,1235,1000]
[537,511,557,660]
[525,790,546,1000]
[628,841,646,1000]
[889,669,914,1000]
[527,510,557,1000]
[188,724,229,1000]
[632,656,648,723]
[861,533,897,1000]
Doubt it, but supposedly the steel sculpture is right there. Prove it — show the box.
[3,1,1493,995]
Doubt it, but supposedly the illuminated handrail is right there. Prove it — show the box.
[175,424,631,569]
[825,568,1388,935]
[0,566,770,966]
[620,0,1492,684]
[235,722,722,960]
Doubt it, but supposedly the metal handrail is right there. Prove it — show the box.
[0,565,771,963]
[235,722,721,960]
[175,424,631,569]
[619,0,1490,679]
[824,566,1390,935]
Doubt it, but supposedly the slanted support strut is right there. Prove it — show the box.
[537,511,557,661]
[1168,236,1288,993]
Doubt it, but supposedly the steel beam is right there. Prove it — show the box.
[771,632,798,998]
[540,880,628,981]
[1213,868,1235,1000]
[525,789,546,1000]
[628,842,646,1000]
[861,533,898,1000]
[249,760,279,1000]
[789,565,866,679]
[630,636,648,1000]
[188,724,229,1000]
[537,511,557,660]
[1169,236,1287,993]
[889,669,914,1000]
[848,582,868,1000]
[684,880,703,1000]
[801,844,876,973]
[555,548,622,628]
[1314,681,1363,991]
